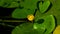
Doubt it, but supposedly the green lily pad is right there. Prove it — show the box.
[33,23,46,34]
[11,23,34,34]
[0,0,14,7]
[39,1,50,13]
[12,8,35,19]
[7,2,19,8]
[19,0,39,10]
[34,15,55,34]
[35,10,42,21]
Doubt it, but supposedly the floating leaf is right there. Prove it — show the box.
[0,0,14,7]
[34,10,42,21]
[33,23,46,34]
[12,22,46,34]
[12,23,34,34]
[39,1,50,13]
[7,2,19,8]
[0,0,38,8]
[34,15,55,34]
[19,0,39,10]
[12,8,35,19]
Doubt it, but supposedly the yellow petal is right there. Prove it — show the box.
[53,25,60,34]
[27,14,34,21]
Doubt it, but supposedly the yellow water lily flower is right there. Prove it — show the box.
[53,25,60,34]
[27,14,34,21]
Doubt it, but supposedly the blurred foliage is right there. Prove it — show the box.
[12,23,34,34]
[12,8,35,19]
[34,15,55,34]
[0,0,57,34]
[12,15,55,34]
[44,0,60,25]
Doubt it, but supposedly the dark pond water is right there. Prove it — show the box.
[0,7,18,34]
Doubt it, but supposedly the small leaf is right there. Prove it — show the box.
[39,1,50,13]
[12,8,35,19]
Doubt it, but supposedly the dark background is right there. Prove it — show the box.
[0,7,16,34]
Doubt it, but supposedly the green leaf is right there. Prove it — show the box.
[12,8,35,19]
[0,0,14,7]
[34,15,55,34]
[35,10,47,21]
[39,1,50,13]
[7,2,19,8]
[43,15,55,34]
[35,10,42,21]
[0,0,38,8]
[0,0,4,6]
[19,0,39,10]
[33,23,46,34]
[12,23,34,34]
[12,22,46,34]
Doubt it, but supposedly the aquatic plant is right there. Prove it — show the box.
[0,0,55,34]
[11,0,55,34]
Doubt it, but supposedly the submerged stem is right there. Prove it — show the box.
[0,23,15,27]
[0,19,25,22]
